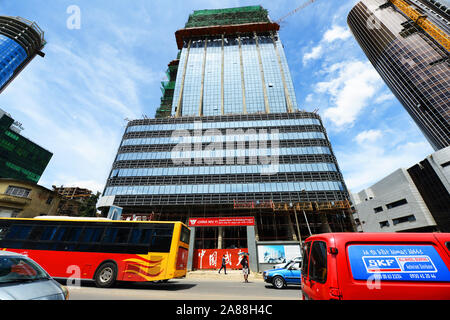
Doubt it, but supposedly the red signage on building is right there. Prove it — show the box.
[193,248,249,270]
[188,217,255,227]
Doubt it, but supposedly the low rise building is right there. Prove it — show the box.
[352,147,450,232]
[0,178,61,218]
[52,186,94,217]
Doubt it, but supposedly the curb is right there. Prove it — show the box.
[186,270,264,281]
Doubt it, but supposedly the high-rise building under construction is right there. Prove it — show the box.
[348,0,449,151]
[99,6,355,271]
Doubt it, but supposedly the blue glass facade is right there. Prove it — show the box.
[0,35,27,90]
[103,112,348,205]
[172,33,298,116]
[0,16,46,93]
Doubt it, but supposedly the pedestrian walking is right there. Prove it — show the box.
[218,254,227,274]
[240,255,249,283]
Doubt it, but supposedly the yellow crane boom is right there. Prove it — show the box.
[389,0,450,52]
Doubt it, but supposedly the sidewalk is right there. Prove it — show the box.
[186,269,264,281]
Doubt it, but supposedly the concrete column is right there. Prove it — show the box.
[198,38,208,117]
[217,226,223,249]
[271,32,293,113]
[254,218,260,241]
[187,226,196,271]
[246,226,258,272]
[221,34,225,115]
[287,214,298,241]
[320,213,332,233]
[254,32,270,114]
[175,39,191,118]
[238,35,247,114]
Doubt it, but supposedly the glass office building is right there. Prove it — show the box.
[348,0,449,151]
[0,110,52,183]
[99,6,354,254]
[0,16,46,93]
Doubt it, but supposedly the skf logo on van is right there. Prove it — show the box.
[363,257,401,272]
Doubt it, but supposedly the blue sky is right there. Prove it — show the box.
[0,0,434,194]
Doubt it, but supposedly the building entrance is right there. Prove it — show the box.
[187,217,256,270]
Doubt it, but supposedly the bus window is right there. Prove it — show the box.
[53,227,68,242]
[41,226,58,241]
[115,228,130,244]
[0,223,9,241]
[80,227,104,243]
[102,228,118,243]
[64,227,83,250]
[309,241,327,284]
[1,225,32,249]
[180,225,190,244]
[28,226,45,241]
[150,236,172,253]
[130,228,152,245]
[65,227,83,242]
[5,225,32,240]
[102,228,130,244]
[33,226,58,250]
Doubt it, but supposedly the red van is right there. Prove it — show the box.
[301,233,450,300]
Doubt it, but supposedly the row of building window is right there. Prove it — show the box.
[121,131,326,147]
[373,198,408,213]
[109,162,338,178]
[126,118,321,133]
[379,214,417,228]
[103,181,345,197]
[4,186,31,198]
[0,35,27,89]
[115,146,332,162]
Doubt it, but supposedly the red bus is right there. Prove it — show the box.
[0,217,190,288]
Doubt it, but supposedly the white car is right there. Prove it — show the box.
[0,251,69,300]
[273,256,302,269]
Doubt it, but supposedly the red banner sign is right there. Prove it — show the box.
[193,249,249,270]
[189,217,255,227]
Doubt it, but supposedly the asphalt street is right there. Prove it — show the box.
[66,273,302,300]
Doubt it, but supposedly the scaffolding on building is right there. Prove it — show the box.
[185,6,270,29]
[155,59,179,118]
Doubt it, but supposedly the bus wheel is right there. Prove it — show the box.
[94,262,117,288]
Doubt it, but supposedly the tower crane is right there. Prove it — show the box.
[388,0,449,52]
[275,0,318,25]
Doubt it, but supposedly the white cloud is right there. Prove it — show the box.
[303,45,323,64]
[354,129,383,145]
[323,25,352,42]
[317,60,385,128]
[337,134,433,193]
[302,24,352,65]
[374,92,395,104]
[0,31,159,193]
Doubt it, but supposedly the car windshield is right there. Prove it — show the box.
[0,256,49,284]
[283,258,301,268]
